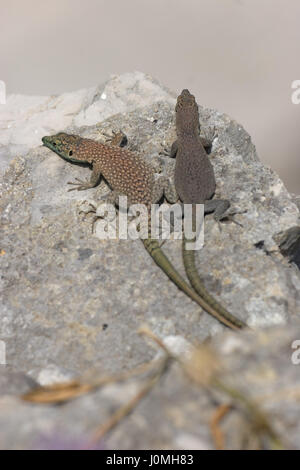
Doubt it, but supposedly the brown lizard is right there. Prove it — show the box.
[169,89,246,329]
[42,130,243,329]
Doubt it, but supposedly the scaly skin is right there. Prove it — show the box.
[42,131,243,329]
[171,89,246,330]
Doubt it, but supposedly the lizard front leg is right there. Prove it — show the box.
[67,163,102,191]
[164,137,211,158]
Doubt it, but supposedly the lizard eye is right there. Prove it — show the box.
[69,150,73,156]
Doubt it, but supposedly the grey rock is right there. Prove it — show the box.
[291,193,300,212]
[34,364,77,386]
[275,226,300,269]
[0,72,300,449]
[0,325,299,449]
[0,370,37,395]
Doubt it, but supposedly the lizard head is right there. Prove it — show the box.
[42,133,87,164]
[175,89,200,135]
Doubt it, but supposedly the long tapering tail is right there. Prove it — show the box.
[182,235,246,329]
[142,238,246,330]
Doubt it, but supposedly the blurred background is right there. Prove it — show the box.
[1,0,299,193]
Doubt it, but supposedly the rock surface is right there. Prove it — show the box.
[0,72,300,449]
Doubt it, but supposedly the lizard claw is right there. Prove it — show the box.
[159,143,170,157]
[215,214,244,229]
[67,178,92,191]
[67,186,88,192]
[78,202,98,232]
[225,214,243,227]
[68,177,86,184]
[103,130,127,147]
[78,202,97,215]
[217,220,223,233]
[218,209,247,228]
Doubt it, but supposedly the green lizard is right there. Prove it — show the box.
[169,89,246,330]
[42,130,244,329]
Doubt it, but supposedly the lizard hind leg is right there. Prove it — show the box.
[151,176,180,239]
[204,199,230,221]
[151,176,178,204]
[78,191,121,233]
[205,199,244,229]
[67,165,102,192]
[204,198,231,232]
[91,190,123,234]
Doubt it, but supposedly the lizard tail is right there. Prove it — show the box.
[142,238,245,330]
[182,236,246,329]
